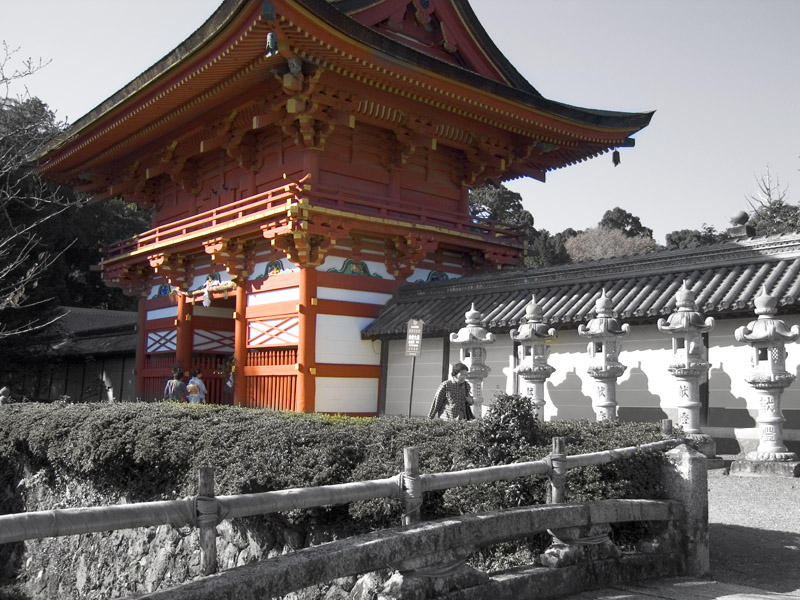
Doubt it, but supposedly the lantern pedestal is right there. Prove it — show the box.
[730,459,800,477]
[744,380,798,462]
[517,364,555,420]
[586,366,626,422]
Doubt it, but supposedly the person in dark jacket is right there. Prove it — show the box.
[428,362,474,420]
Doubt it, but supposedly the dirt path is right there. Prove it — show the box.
[708,473,800,594]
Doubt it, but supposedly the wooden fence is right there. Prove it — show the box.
[0,433,699,599]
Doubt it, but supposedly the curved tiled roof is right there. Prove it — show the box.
[362,234,800,339]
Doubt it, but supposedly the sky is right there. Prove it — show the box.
[2,0,799,243]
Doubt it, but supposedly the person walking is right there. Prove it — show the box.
[163,370,188,403]
[187,369,208,404]
[428,362,474,420]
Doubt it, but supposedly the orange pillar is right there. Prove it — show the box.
[135,296,147,401]
[175,295,193,374]
[296,267,317,412]
[233,284,248,407]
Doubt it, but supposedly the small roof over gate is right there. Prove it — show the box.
[362,234,800,339]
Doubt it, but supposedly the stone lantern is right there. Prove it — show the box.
[510,295,557,420]
[451,303,495,418]
[578,290,630,421]
[734,287,799,462]
[657,282,716,457]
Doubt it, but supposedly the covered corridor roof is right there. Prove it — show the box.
[362,233,800,339]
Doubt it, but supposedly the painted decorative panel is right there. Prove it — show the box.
[318,255,394,280]
[249,316,300,346]
[249,258,297,280]
[147,330,177,353]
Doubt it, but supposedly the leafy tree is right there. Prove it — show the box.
[565,226,659,262]
[527,227,574,268]
[745,166,800,236]
[469,184,534,229]
[0,44,151,340]
[599,207,653,239]
[469,184,573,268]
[0,44,73,337]
[665,225,730,250]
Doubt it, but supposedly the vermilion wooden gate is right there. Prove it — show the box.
[245,347,297,411]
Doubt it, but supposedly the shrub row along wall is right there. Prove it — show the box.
[0,398,672,599]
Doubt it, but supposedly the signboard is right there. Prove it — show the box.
[405,319,424,357]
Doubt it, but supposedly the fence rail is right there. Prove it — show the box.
[0,435,681,548]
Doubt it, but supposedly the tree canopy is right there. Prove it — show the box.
[565,226,659,262]
[468,184,572,267]
[1,44,150,340]
[745,167,800,236]
[598,207,653,238]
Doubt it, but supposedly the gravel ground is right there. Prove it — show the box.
[708,467,800,593]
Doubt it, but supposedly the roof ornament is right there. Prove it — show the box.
[266,32,279,58]
[612,148,620,167]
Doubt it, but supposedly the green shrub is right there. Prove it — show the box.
[0,395,674,556]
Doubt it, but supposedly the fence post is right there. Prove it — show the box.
[661,418,673,436]
[548,437,567,503]
[662,444,709,577]
[402,447,422,525]
[197,467,219,576]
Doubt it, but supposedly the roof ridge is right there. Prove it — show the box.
[399,233,800,300]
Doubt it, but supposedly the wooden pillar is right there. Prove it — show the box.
[176,295,193,374]
[135,296,147,401]
[296,267,317,413]
[233,284,248,406]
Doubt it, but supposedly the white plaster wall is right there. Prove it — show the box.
[385,337,445,417]
[147,306,178,321]
[317,286,392,306]
[383,314,800,444]
[316,315,382,365]
[248,287,299,306]
[315,377,378,413]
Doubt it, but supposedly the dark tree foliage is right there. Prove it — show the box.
[665,225,730,250]
[468,184,572,268]
[527,227,574,268]
[1,46,151,340]
[469,183,534,228]
[0,93,73,337]
[599,207,653,239]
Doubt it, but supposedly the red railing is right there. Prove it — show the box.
[105,185,300,258]
[104,180,525,260]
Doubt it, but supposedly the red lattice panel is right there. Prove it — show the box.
[247,375,297,411]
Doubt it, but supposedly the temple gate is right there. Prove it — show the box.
[33,0,652,413]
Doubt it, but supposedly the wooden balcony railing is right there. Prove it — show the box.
[104,180,525,261]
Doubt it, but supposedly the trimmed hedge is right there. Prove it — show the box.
[0,395,677,591]
[0,395,672,525]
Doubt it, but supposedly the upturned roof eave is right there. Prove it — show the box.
[34,0,653,168]
[296,0,654,131]
[32,0,250,164]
